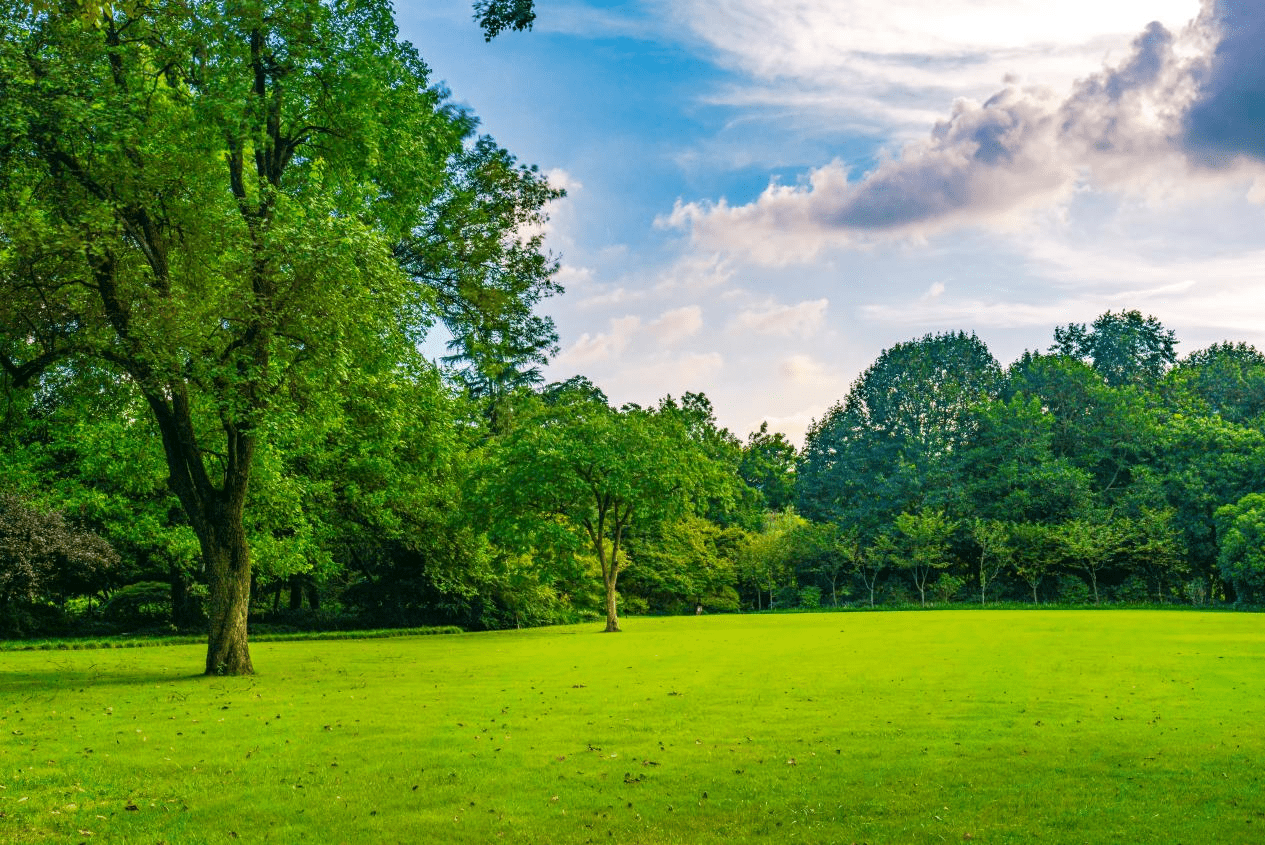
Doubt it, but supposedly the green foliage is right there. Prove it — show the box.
[473,0,536,40]
[101,581,172,629]
[1166,342,1265,425]
[1214,493,1265,603]
[738,422,797,513]
[398,135,564,412]
[479,385,719,631]
[0,0,563,667]
[796,584,822,609]
[890,508,957,606]
[624,514,740,614]
[1055,514,1122,604]
[1052,309,1177,388]
[798,331,1000,533]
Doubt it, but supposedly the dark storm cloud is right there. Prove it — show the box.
[1183,1,1265,165]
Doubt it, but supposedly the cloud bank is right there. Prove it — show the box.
[663,0,1265,262]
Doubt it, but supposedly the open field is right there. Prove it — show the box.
[2,610,1263,843]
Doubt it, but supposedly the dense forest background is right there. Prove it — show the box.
[6,306,1265,638]
[3,3,1265,647]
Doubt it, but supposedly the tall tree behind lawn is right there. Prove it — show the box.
[798,331,1001,533]
[0,1,547,673]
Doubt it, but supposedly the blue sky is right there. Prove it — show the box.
[398,0,1265,442]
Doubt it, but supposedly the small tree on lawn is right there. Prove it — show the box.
[971,518,1010,605]
[482,388,714,632]
[1059,514,1122,604]
[892,509,957,606]
[1009,522,1055,603]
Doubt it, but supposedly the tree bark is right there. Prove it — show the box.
[201,504,254,675]
[603,573,621,633]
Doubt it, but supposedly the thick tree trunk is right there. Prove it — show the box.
[193,498,255,678]
[201,506,254,675]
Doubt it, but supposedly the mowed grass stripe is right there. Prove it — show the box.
[1,610,1261,843]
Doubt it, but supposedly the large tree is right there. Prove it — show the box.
[798,331,1001,532]
[0,1,545,673]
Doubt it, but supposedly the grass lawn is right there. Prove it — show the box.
[1,610,1262,843]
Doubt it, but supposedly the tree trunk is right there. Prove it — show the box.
[201,507,254,675]
[603,572,620,633]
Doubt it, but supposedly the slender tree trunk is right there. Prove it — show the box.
[603,574,620,633]
[979,553,987,605]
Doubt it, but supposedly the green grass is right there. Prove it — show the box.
[1,610,1262,843]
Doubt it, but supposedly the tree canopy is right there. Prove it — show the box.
[0,0,553,672]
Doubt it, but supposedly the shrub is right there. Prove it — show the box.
[798,585,822,609]
[103,582,172,629]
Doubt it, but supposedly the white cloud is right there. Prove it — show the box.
[651,253,734,294]
[732,298,829,337]
[754,407,830,447]
[617,352,727,398]
[648,306,705,344]
[780,354,830,383]
[659,3,1265,263]
[544,167,583,195]
[656,0,1201,137]
[554,306,705,366]
[554,315,642,366]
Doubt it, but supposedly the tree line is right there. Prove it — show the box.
[2,2,1263,676]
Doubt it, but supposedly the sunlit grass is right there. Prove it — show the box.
[2,611,1262,843]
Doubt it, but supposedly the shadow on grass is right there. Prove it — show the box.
[0,663,251,694]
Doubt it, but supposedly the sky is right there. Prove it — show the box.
[397,0,1265,443]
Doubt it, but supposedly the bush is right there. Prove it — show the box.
[1055,575,1091,604]
[703,586,741,613]
[798,585,822,609]
[103,582,172,629]
[932,575,967,604]
[773,584,800,609]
